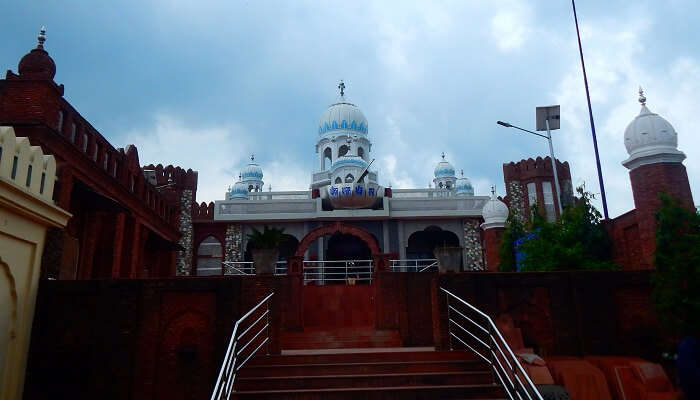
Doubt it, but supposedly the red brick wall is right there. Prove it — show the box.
[628,162,694,268]
[604,210,643,270]
[483,227,504,271]
[436,271,659,359]
[25,271,659,399]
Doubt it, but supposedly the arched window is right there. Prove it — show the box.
[334,177,342,184]
[323,147,332,170]
[248,185,254,192]
[438,182,443,188]
[338,145,349,157]
[345,174,354,183]
[357,147,365,160]
[196,236,223,276]
[57,110,64,133]
[81,134,88,152]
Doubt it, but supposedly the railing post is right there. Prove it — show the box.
[489,326,497,385]
[266,298,270,355]
[446,293,453,351]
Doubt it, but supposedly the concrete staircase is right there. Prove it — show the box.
[233,349,506,399]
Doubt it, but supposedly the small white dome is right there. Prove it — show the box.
[318,98,368,136]
[241,155,263,181]
[229,180,249,200]
[481,193,508,229]
[455,170,474,196]
[434,153,456,178]
[622,89,685,169]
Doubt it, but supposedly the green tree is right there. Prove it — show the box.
[246,226,286,249]
[652,194,700,337]
[500,186,617,271]
[498,209,526,272]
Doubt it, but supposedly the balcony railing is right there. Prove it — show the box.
[302,260,373,284]
[390,259,438,272]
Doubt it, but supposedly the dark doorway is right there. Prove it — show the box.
[326,233,372,261]
[406,226,460,260]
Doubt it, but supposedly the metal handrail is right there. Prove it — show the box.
[440,288,543,400]
[210,292,274,400]
[419,261,438,272]
[222,261,254,275]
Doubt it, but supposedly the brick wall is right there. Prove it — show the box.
[628,162,695,269]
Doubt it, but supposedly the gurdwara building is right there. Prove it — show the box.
[190,84,574,277]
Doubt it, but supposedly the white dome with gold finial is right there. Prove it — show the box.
[622,88,686,170]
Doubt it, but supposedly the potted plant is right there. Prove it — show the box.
[247,226,286,275]
[433,244,463,273]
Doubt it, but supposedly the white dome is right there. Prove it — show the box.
[434,153,456,178]
[481,193,508,229]
[624,105,678,155]
[455,170,474,196]
[622,90,685,170]
[241,156,263,181]
[318,98,368,136]
[229,180,249,200]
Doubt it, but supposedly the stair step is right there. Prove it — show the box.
[281,329,402,350]
[236,371,492,390]
[239,359,484,377]
[232,383,505,399]
[248,350,476,366]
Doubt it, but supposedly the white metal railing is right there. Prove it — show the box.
[275,261,287,275]
[440,288,543,400]
[390,259,438,272]
[211,292,274,400]
[302,260,373,284]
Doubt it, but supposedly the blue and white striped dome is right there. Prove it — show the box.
[455,170,474,196]
[434,153,456,178]
[331,155,368,170]
[229,180,249,200]
[318,97,368,136]
[241,157,263,181]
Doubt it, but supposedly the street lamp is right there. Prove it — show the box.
[497,105,563,215]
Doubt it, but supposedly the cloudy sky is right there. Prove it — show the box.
[2,1,699,216]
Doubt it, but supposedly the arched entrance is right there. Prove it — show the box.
[287,223,384,343]
[295,222,380,258]
[326,233,372,261]
[407,226,460,260]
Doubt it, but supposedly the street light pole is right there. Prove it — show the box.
[496,118,563,216]
[545,118,563,215]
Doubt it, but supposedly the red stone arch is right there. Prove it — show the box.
[295,222,380,258]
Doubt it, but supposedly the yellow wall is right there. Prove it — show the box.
[0,126,70,399]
